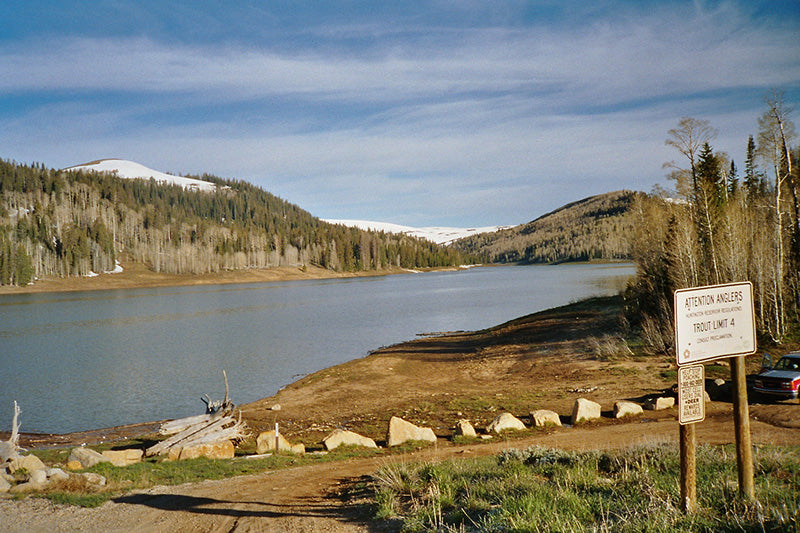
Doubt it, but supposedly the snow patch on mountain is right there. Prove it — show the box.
[64,159,218,192]
[324,219,509,245]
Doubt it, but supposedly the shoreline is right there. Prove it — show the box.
[0,260,478,296]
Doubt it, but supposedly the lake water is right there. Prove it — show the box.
[0,263,634,434]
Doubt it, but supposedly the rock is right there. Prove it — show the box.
[102,449,144,467]
[571,398,602,424]
[486,413,526,433]
[714,378,725,387]
[0,476,11,493]
[454,419,477,438]
[168,440,235,461]
[387,416,437,447]
[530,409,562,427]
[270,404,281,411]
[613,401,643,419]
[46,468,70,482]
[29,468,48,485]
[8,454,46,475]
[69,447,112,469]
[66,460,83,471]
[644,397,676,411]
[704,391,712,402]
[79,472,107,487]
[322,429,378,451]
[256,431,305,454]
[9,481,45,494]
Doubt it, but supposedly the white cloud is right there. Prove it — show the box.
[1,1,798,226]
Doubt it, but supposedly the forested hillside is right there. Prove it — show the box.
[627,97,800,349]
[452,191,641,264]
[0,159,471,286]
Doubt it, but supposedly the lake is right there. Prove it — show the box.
[0,263,634,434]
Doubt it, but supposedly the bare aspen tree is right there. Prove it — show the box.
[664,117,718,198]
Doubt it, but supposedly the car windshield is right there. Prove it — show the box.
[774,356,800,371]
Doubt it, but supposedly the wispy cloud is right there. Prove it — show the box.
[1,1,798,226]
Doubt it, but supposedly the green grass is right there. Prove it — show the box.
[370,443,800,532]
[34,443,383,508]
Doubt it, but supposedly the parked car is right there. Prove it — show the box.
[753,352,800,401]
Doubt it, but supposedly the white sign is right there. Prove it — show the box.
[678,364,705,425]
[674,282,756,366]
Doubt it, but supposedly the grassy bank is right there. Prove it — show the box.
[370,443,800,532]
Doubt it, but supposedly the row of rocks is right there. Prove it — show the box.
[248,393,682,455]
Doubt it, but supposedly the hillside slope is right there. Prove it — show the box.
[453,190,642,263]
[0,159,472,286]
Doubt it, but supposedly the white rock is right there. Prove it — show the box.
[455,419,477,437]
[29,468,48,484]
[571,398,602,424]
[102,449,144,467]
[644,397,676,410]
[69,447,112,468]
[386,416,437,447]
[486,412,526,433]
[46,468,70,482]
[323,429,378,451]
[530,409,562,427]
[256,431,305,454]
[613,401,643,419]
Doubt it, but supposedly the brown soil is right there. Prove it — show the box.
[0,258,450,295]
[3,296,798,532]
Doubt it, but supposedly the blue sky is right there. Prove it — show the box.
[2,1,799,227]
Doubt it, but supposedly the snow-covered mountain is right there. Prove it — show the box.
[64,159,218,192]
[63,160,504,244]
[323,219,508,245]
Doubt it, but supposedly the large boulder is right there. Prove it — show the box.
[8,453,46,475]
[168,440,235,461]
[644,397,676,411]
[322,429,377,451]
[69,447,112,469]
[256,430,305,454]
[387,416,437,447]
[102,449,144,467]
[571,398,602,424]
[486,413,527,434]
[613,401,643,419]
[530,409,562,427]
[454,419,477,438]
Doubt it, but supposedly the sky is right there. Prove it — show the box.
[2,1,799,227]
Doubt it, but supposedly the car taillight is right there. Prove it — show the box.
[793,379,800,391]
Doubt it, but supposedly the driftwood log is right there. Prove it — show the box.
[1,401,25,463]
[145,371,247,457]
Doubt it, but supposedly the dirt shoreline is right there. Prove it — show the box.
[0,260,450,296]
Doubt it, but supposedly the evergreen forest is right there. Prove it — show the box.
[0,160,472,286]
[453,190,640,264]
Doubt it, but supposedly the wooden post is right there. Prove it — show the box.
[730,356,755,499]
[274,422,280,454]
[679,423,697,513]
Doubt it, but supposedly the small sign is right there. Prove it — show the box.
[674,282,756,366]
[678,364,705,425]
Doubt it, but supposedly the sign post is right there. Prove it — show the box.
[674,282,756,510]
